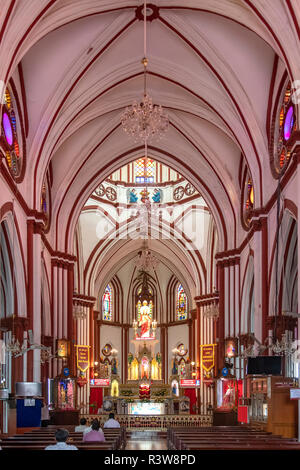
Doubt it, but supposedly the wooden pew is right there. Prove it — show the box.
[167,426,300,451]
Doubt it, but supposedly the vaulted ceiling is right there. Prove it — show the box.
[1,0,299,263]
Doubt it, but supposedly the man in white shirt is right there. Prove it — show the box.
[45,429,78,450]
[41,400,51,427]
[103,413,120,428]
[75,417,91,434]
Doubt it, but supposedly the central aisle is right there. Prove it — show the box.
[125,431,168,450]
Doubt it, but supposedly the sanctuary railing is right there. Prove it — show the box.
[80,414,212,430]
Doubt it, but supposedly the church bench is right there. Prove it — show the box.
[11,430,124,448]
[182,443,300,450]
[170,435,300,450]
[167,427,300,450]
[0,443,114,451]
[174,437,299,450]
[168,430,276,448]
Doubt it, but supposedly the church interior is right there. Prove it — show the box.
[0,0,300,452]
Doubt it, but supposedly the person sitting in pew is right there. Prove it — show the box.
[75,417,91,434]
[45,428,78,450]
[103,413,120,428]
[83,419,105,442]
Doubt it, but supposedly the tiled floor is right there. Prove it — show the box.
[125,431,168,450]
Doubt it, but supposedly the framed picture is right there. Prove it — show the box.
[225,338,238,359]
[57,339,70,358]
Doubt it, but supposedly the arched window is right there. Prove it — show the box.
[270,81,297,177]
[102,284,113,321]
[177,284,187,321]
[1,87,23,179]
[134,158,155,183]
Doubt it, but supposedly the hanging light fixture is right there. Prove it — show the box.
[4,200,49,358]
[135,239,159,272]
[4,198,22,356]
[121,1,169,143]
[73,300,87,320]
[203,291,219,319]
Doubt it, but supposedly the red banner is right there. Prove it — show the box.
[76,345,90,373]
[180,379,200,387]
[90,379,110,387]
[201,344,216,372]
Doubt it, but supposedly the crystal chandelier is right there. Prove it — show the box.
[5,336,22,355]
[121,85,169,143]
[203,302,219,319]
[269,333,297,356]
[136,238,159,272]
[121,2,168,143]
[73,301,87,320]
[203,292,219,319]
[40,347,56,364]
[5,329,50,358]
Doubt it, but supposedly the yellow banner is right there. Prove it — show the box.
[75,345,90,373]
[200,344,216,372]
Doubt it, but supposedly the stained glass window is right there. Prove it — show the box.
[243,173,254,229]
[1,87,22,178]
[41,181,47,214]
[177,284,187,321]
[245,178,254,211]
[274,81,296,174]
[102,284,112,321]
[134,158,155,183]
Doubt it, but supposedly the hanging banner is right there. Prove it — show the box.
[75,345,90,373]
[200,344,216,373]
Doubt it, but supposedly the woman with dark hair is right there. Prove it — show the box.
[82,418,105,442]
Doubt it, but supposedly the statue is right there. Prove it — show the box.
[156,352,161,364]
[111,357,118,375]
[128,352,134,365]
[128,188,138,203]
[139,300,152,338]
[152,188,162,203]
[172,357,178,375]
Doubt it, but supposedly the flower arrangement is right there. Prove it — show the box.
[152,389,168,397]
[121,389,134,396]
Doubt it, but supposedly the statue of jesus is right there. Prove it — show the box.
[139,300,151,338]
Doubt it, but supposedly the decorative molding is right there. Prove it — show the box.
[135,3,160,22]
[266,315,297,333]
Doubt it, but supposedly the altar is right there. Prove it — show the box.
[128,401,165,415]
[91,270,194,417]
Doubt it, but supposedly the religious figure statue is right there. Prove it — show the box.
[139,300,152,338]
[141,356,150,379]
[172,357,178,375]
[152,188,162,203]
[128,188,138,203]
[111,357,118,375]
